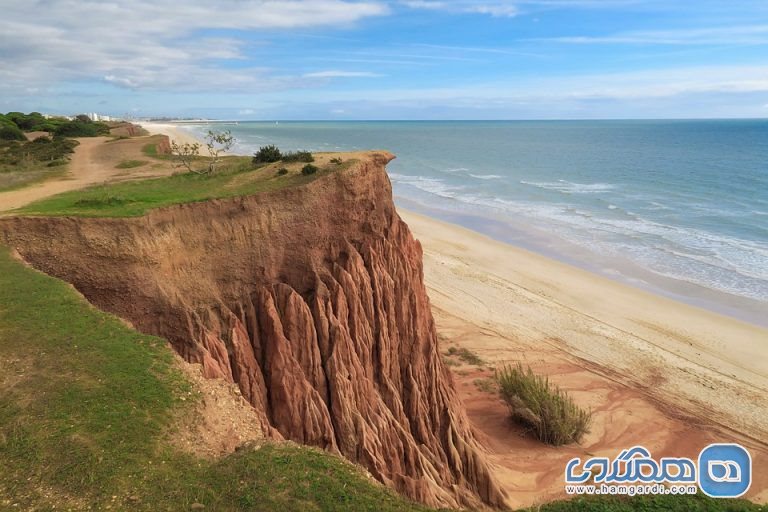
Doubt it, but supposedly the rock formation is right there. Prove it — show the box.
[0,152,506,509]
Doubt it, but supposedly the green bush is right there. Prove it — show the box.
[253,144,282,163]
[54,120,110,137]
[330,156,343,164]
[5,111,46,131]
[0,136,78,164]
[0,123,26,141]
[301,163,319,175]
[496,363,591,446]
[276,167,289,176]
[282,150,314,163]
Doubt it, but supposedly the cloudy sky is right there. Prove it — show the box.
[2,0,767,119]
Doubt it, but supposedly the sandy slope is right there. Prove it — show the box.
[400,209,768,507]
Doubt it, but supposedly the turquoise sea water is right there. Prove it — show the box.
[185,120,768,325]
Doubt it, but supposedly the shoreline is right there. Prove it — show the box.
[144,121,768,328]
[141,121,768,430]
[396,197,768,329]
[399,208,768,506]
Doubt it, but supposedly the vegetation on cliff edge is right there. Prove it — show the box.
[0,246,430,511]
[16,155,356,217]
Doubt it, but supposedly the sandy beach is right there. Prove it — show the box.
[398,209,768,506]
[139,122,206,147]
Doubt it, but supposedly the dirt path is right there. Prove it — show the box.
[0,135,172,214]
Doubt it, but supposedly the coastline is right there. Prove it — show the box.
[140,121,205,148]
[398,208,768,506]
[139,121,768,503]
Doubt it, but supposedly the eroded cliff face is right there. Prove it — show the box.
[0,152,506,509]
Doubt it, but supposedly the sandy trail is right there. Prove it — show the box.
[0,136,173,214]
[399,209,768,507]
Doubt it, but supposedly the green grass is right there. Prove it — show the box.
[115,159,148,169]
[142,142,160,157]
[496,363,592,446]
[526,494,765,511]
[0,245,431,511]
[17,158,355,217]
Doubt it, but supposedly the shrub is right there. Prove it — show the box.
[282,150,314,163]
[0,123,26,141]
[446,346,484,365]
[301,163,319,175]
[54,120,110,137]
[0,136,78,162]
[496,363,591,446]
[5,111,46,131]
[253,144,282,164]
[276,167,289,176]
[330,157,343,165]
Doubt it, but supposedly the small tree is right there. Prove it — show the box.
[170,140,201,173]
[205,129,234,173]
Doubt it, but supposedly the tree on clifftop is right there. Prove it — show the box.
[170,140,201,173]
[205,129,234,174]
[169,129,235,174]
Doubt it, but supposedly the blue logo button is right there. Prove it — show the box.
[698,443,752,498]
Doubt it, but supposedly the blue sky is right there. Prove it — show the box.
[2,0,767,119]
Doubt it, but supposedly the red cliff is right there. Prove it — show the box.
[0,152,506,509]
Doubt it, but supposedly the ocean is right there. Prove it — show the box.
[183,120,768,326]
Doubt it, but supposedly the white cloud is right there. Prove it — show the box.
[0,1,388,93]
[303,70,382,78]
[534,24,768,45]
[293,65,768,104]
[467,4,518,16]
[399,0,447,9]
[400,0,518,17]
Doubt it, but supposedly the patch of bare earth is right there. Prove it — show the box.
[170,356,264,458]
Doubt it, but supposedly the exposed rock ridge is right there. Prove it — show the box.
[0,152,506,509]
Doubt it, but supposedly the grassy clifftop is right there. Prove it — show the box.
[0,246,429,511]
[15,148,356,218]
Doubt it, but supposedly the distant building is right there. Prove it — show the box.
[85,113,115,122]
